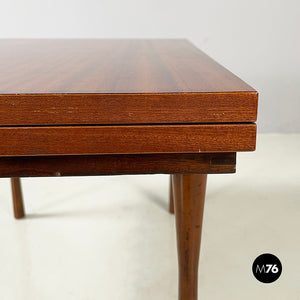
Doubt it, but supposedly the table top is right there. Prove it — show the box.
[0,39,257,156]
[0,39,257,125]
[0,39,255,94]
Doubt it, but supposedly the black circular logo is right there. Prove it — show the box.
[252,253,282,283]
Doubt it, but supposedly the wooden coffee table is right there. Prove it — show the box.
[0,39,258,300]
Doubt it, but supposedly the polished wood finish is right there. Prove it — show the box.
[0,93,257,126]
[0,39,257,125]
[0,124,255,156]
[0,153,236,178]
[0,39,256,94]
[173,174,207,300]
[10,177,25,219]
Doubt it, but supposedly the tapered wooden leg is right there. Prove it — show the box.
[172,174,207,300]
[11,177,25,219]
[169,176,174,214]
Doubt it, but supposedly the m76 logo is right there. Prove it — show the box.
[255,264,279,274]
[252,254,282,283]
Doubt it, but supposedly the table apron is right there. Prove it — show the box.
[0,153,236,177]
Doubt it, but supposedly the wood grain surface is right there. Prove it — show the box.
[0,124,256,156]
[0,39,258,125]
[0,153,236,177]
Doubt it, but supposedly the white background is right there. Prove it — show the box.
[0,0,299,132]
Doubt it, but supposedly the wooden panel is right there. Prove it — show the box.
[0,124,256,156]
[0,39,256,94]
[0,153,236,177]
[0,39,258,125]
[0,93,257,125]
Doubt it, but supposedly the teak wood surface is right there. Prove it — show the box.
[0,39,257,126]
[0,124,255,156]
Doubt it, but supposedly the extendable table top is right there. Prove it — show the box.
[0,39,257,156]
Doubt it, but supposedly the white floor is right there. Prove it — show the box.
[0,133,299,300]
